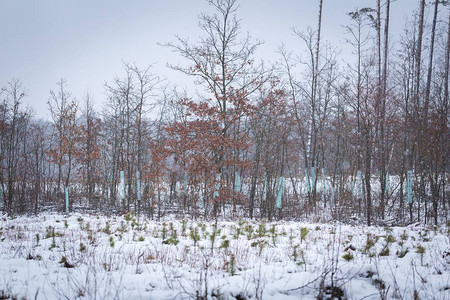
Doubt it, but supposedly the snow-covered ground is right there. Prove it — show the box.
[0,213,449,299]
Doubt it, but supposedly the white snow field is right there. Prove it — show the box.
[0,213,449,299]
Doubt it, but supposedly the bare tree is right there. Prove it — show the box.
[163,0,270,218]
[47,79,80,210]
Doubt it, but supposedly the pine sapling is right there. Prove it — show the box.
[300,227,309,243]
[416,244,426,266]
[190,227,200,247]
[229,253,236,276]
[342,252,354,261]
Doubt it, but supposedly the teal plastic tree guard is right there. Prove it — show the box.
[276,177,284,209]
[356,170,363,199]
[305,169,310,193]
[120,170,125,199]
[330,186,335,207]
[322,167,326,198]
[136,171,141,201]
[311,167,316,192]
[213,174,221,198]
[263,173,267,201]
[65,187,69,215]
[385,172,390,193]
[235,171,241,192]
[407,170,413,203]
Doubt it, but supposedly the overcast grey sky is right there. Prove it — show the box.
[1,1,419,119]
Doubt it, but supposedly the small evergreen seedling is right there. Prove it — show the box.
[289,229,294,246]
[232,225,241,239]
[245,224,253,240]
[342,252,354,261]
[292,245,299,262]
[364,235,375,252]
[102,222,111,234]
[416,244,426,265]
[229,253,236,276]
[169,222,174,236]
[190,227,200,247]
[48,227,56,250]
[300,227,309,243]
[163,229,179,245]
[181,219,187,236]
[117,221,127,234]
[385,234,395,243]
[219,239,230,250]
[416,244,426,254]
[172,229,179,243]
[84,222,91,232]
[379,246,390,256]
[258,221,266,238]
[124,212,133,222]
[270,225,277,245]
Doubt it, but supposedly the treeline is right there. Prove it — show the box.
[1,0,448,225]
